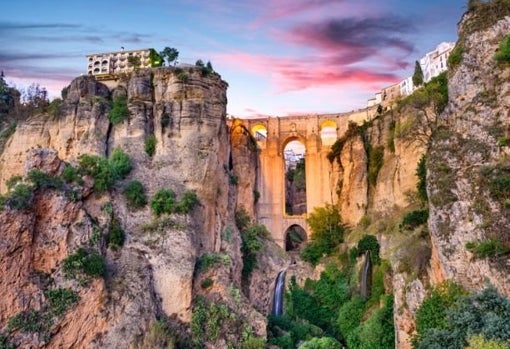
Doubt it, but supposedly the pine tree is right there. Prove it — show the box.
[412,60,424,87]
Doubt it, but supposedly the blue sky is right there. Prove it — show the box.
[1,0,466,117]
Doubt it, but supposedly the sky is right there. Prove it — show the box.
[1,0,467,118]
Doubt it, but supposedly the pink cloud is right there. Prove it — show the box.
[216,51,399,92]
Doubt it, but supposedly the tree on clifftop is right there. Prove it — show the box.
[412,60,424,87]
[160,47,179,66]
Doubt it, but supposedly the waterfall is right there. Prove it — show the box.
[271,270,286,316]
[360,250,371,300]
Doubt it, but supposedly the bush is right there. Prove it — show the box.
[337,296,365,344]
[47,98,63,118]
[123,180,147,208]
[0,335,15,349]
[106,220,125,251]
[241,224,267,280]
[61,164,83,184]
[368,145,384,186]
[300,205,345,266]
[150,189,176,216]
[448,43,463,69]
[401,210,429,230]
[357,234,381,265]
[78,154,113,192]
[466,239,509,258]
[62,248,106,281]
[6,183,32,210]
[298,337,341,348]
[144,135,157,157]
[139,320,176,349]
[45,288,79,316]
[5,175,22,190]
[494,34,510,63]
[27,169,63,190]
[109,148,132,179]
[109,95,129,125]
[416,155,428,203]
[414,281,465,339]
[201,278,214,289]
[7,310,43,333]
[415,286,510,349]
[78,149,132,193]
[175,190,199,213]
[196,253,231,272]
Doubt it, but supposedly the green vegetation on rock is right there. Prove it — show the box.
[109,95,129,125]
[300,205,345,266]
[123,180,147,209]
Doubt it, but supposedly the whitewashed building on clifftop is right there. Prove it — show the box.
[86,48,153,79]
[420,41,455,83]
[367,41,455,107]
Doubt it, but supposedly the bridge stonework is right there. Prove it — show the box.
[236,108,375,247]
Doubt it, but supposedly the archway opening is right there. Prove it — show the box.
[320,120,337,146]
[285,225,307,251]
[284,140,306,216]
[251,124,267,141]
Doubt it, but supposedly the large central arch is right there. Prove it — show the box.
[235,109,375,247]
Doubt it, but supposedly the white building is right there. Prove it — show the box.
[399,76,414,96]
[86,48,153,78]
[420,41,455,83]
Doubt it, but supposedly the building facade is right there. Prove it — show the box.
[420,42,455,83]
[367,41,455,107]
[86,48,153,78]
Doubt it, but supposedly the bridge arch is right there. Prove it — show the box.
[284,224,307,251]
[230,108,376,247]
[320,120,338,146]
[251,123,268,141]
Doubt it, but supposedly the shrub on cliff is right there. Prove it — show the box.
[109,95,129,125]
[78,148,131,193]
[106,219,125,251]
[150,189,176,216]
[174,189,199,213]
[144,134,157,157]
[6,183,32,210]
[494,35,510,63]
[27,169,63,190]
[62,248,106,282]
[123,180,147,208]
[414,286,510,349]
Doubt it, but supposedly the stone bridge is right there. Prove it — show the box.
[236,107,375,248]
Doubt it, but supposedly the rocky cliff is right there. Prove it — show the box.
[427,10,510,295]
[0,67,268,348]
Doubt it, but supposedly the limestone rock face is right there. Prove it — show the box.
[427,15,510,296]
[230,118,258,217]
[338,135,368,225]
[0,67,265,348]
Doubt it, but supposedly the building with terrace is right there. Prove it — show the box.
[86,48,155,80]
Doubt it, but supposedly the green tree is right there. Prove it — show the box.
[300,205,345,265]
[149,48,163,67]
[127,56,142,70]
[412,60,424,87]
[160,47,179,66]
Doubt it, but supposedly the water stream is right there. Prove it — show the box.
[360,250,371,300]
[271,270,286,316]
